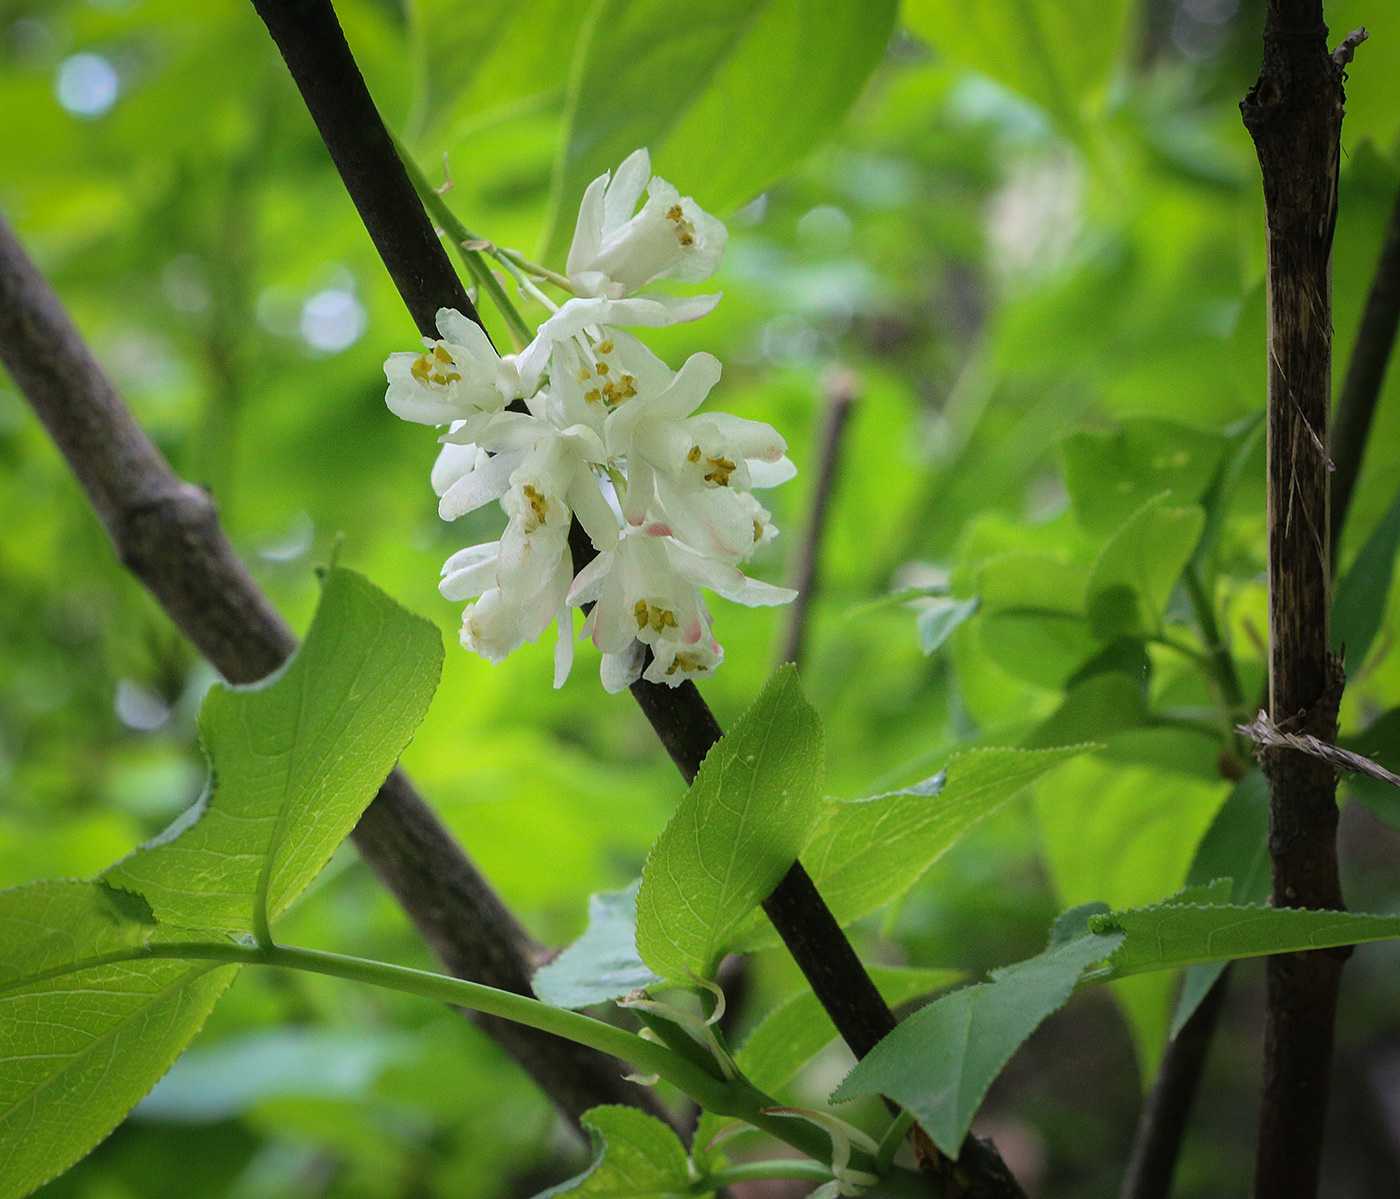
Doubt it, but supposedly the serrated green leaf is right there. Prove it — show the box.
[534,881,661,1008]
[0,881,237,1199]
[1170,771,1270,1037]
[918,597,979,655]
[105,569,443,937]
[730,745,1088,952]
[1093,900,1400,977]
[541,0,896,260]
[636,665,824,981]
[832,933,1122,1157]
[1332,482,1400,672]
[1086,495,1204,638]
[1061,418,1226,537]
[538,1105,691,1199]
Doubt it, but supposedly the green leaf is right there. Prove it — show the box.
[534,881,661,1008]
[918,597,979,655]
[636,665,824,981]
[832,932,1123,1157]
[1022,673,1150,749]
[972,553,1095,688]
[0,881,237,1199]
[730,746,1088,952]
[1061,418,1226,537]
[1342,707,1400,830]
[1086,495,1204,638]
[1170,771,1270,1036]
[1092,900,1400,977]
[105,569,443,938]
[1332,482,1400,672]
[541,0,897,259]
[901,0,1132,139]
[538,1105,691,1199]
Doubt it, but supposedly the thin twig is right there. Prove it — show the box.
[1331,173,1400,557]
[0,211,667,1131]
[777,367,861,669]
[1240,10,1351,1196]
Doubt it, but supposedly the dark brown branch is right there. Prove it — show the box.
[777,367,860,669]
[1331,175,1400,556]
[0,210,664,1130]
[1240,10,1350,1197]
[1120,970,1231,1199]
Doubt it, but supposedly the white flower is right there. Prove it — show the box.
[567,149,728,299]
[516,294,720,397]
[535,328,675,440]
[384,307,520,437]
[603,353,791,560]
[568,525,794,690]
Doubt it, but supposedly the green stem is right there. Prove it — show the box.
[691,1160,836,1190]
[498,246,577,294]
[392,137,534,350]
[1183,564,1247,717]
[876,1109,917,1173]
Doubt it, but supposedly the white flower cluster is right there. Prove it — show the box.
[384,150,796,691]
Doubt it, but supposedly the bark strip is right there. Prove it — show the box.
[0,211,666,1129]
[1240,8,1351,1196]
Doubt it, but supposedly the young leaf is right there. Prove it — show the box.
[534,881,661,1008]
[0,881,238,1199]
[1170,770,1270,1036]
[1092,900,1400,977]
[831,932,1123,1158]
[918,597,979,655]
[541,0,897,258]
[636,665,824,981]
[1332,482,1400,672]
[1086,494,1204,638]
[728,746,1088,952]
[538,1105,691,1199]
[105,568,443,938]
[1061,418,1226,536]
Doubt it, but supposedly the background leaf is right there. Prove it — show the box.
[539,1105,691,1199]
[832,932,1123,1157]
[1332,482,1400,673]
[0,881,237,1199]
[540,0,897,259]
[1086,495,1204,639]
[636,665,824,980]
[105,569,443,936]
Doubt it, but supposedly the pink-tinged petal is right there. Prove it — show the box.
[437,452,514,520]
[623,456,655,526]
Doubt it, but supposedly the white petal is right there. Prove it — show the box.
[747,455,798,489]
[600,641,647,694]
[567,549,614,607]
[435,308,498,363]
[604,149,651,232]
[553,602,576,689]
[566,171,609,281]
[568,471,621,551]
[650,352,723,421]
[437,451,515,520]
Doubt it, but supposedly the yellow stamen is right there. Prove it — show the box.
[578,367,592,382]
[687,445,703,463]
[666,651,705,676]
[753,520,764,542]
[704,456,736,487]
[585,388,602,404]
[634,600,677,633]
[596,361,609,374]
[596,338,614,354]
[522,484,549,529]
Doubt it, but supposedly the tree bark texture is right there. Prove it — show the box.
[0,211,668,1129]
[1240,7,1350,1196]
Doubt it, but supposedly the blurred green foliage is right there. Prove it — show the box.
[3,0,1400,1195]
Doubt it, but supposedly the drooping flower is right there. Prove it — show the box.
[568,524,794,690]
[384,307,520,438]
[567,149,727,299]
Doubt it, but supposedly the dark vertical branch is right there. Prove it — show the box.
[0,211,668,1130]
[1120,970,1231,1199]
[1331,179,1400,557]
[777,367,860,669]
[1240,13,1356,1198]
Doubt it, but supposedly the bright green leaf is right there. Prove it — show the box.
[105,569,443,938]
[1086,495,1204,637]
[1061,418,1226,537]
[540,1105,691,1199]
[0,881,237,1199]
[731,745,1088,952]
[1332,482,1400,672]
[1022,672,1150,749]
[918,597,979,655]
[832,932,1123,1157]
[541,0,897,259]
[533,881,661,1008]
[636,665,824,981]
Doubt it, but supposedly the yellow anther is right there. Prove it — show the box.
[585,388,602,404]
[596,338,614,354]
[578,366,592,382]
[617,374,637,399]
[753,520,764,542]
[431,370,461,386]
[596,361,610,374]
[634,600,677,633]
[411,355,432,382]
[666,205,684,222]
[433,345,455,365]
[522,484,549,529]
[666,204,696,246]
[634,600,649,630]
[666,651,705,676]
[679,231,695,246]
[704,456,736,486]
[687,445,703,463]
